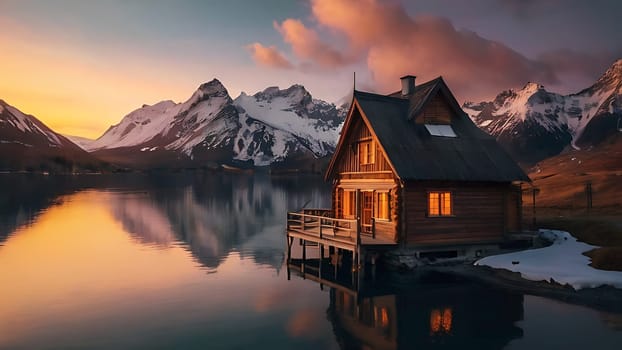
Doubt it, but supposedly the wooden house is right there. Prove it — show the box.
[286,75,530,266]
[327,283,524,349]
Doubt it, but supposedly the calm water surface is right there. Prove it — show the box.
[0,173,620,349]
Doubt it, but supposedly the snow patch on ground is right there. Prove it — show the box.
[475,229,622,289]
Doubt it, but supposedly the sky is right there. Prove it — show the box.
[1,0,621,139]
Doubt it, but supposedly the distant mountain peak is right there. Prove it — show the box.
[610,58,622,73]
[254,84,310,104]
[592,59,622,90]
[520,82,545,93]
[464,59,622,164]
[195,79,230,99]
[0,99,100,171]
[142,100,175,109]
[82,78,345,169]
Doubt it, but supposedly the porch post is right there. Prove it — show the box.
[355,189,361,242]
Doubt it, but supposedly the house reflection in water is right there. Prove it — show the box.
[322,275,524,350]
[429,307,452,336]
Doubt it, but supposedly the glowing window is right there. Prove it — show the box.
[430,307,453,335]
[342,190,356,217]
[428,192,452,216]
[374,192,390,220]
[359,141,375,165]
[374,306,390,328]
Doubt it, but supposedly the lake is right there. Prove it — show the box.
[0,173,621,349]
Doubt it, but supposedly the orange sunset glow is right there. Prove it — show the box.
[2,0,619,139]
[1,1,622,348]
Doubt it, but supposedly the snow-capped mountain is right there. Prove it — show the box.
[64,134,95,150]
[0,99,101,172]
[464,59,622,164]
[234,85,343,165]
[87,79,344,169]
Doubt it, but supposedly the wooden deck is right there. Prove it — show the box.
[286,209,397,283]
[286,210,396,253]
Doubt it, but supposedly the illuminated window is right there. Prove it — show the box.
[342,190,356,217]
[359,141,375,165]
[374,306,390,328]
[428,191,452,216]
[430,307,453,335]
[374,191,390,220]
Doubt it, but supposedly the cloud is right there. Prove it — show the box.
[309,0,558,101]
[250,0,617,101]
[286,308,324,338]
[310,0,413,50]
[537,49,620,78]
[494,0,546,18]
[247,43,293,69]
[273,19,348,68]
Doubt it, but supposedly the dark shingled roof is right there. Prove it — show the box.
[326,77,530,182]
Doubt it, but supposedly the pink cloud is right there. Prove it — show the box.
[309,0,557,101]
[250,0,612,101]
[286,308,324,338]
[247,43,293,69]
[273,19,348,68]
[310,0,413,50]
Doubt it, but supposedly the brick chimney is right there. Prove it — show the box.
[400,75,416,96]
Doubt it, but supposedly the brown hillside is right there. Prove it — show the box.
[526,133,622,208]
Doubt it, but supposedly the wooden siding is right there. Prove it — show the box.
[403,181,518,245]
[415,93,453,124]
[335,117,393,174]
[331,182,401,243]
[505,186,521,232]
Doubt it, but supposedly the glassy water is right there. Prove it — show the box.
[0,173,620,349]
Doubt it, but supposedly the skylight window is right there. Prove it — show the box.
[425,124,457,137]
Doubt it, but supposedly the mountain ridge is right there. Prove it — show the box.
[0,99,105,172]
[3,60,621,172]
[84,79,345,170]
[464,59,622,164]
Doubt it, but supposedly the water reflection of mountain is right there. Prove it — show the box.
[0,173,331,268]
[110,174,331,269]
[327,274,524,350]
[0,174,82,242]
[0,173,194,243]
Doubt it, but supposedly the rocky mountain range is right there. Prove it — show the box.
[0,99,103,172]
[464,59,622,164]
[2,59,621,172]
[80,80,345,171]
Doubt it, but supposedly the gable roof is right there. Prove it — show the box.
[326,77,530,183]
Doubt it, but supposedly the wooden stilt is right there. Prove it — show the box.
[358,247,366,290]
[334,248,339,278]
[301,239,306,274]
[352,250,357,287]
[319,244,324,279]
[287,236,294,264]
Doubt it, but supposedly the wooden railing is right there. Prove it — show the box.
[300,208,334,217]
[287,211,360,246]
